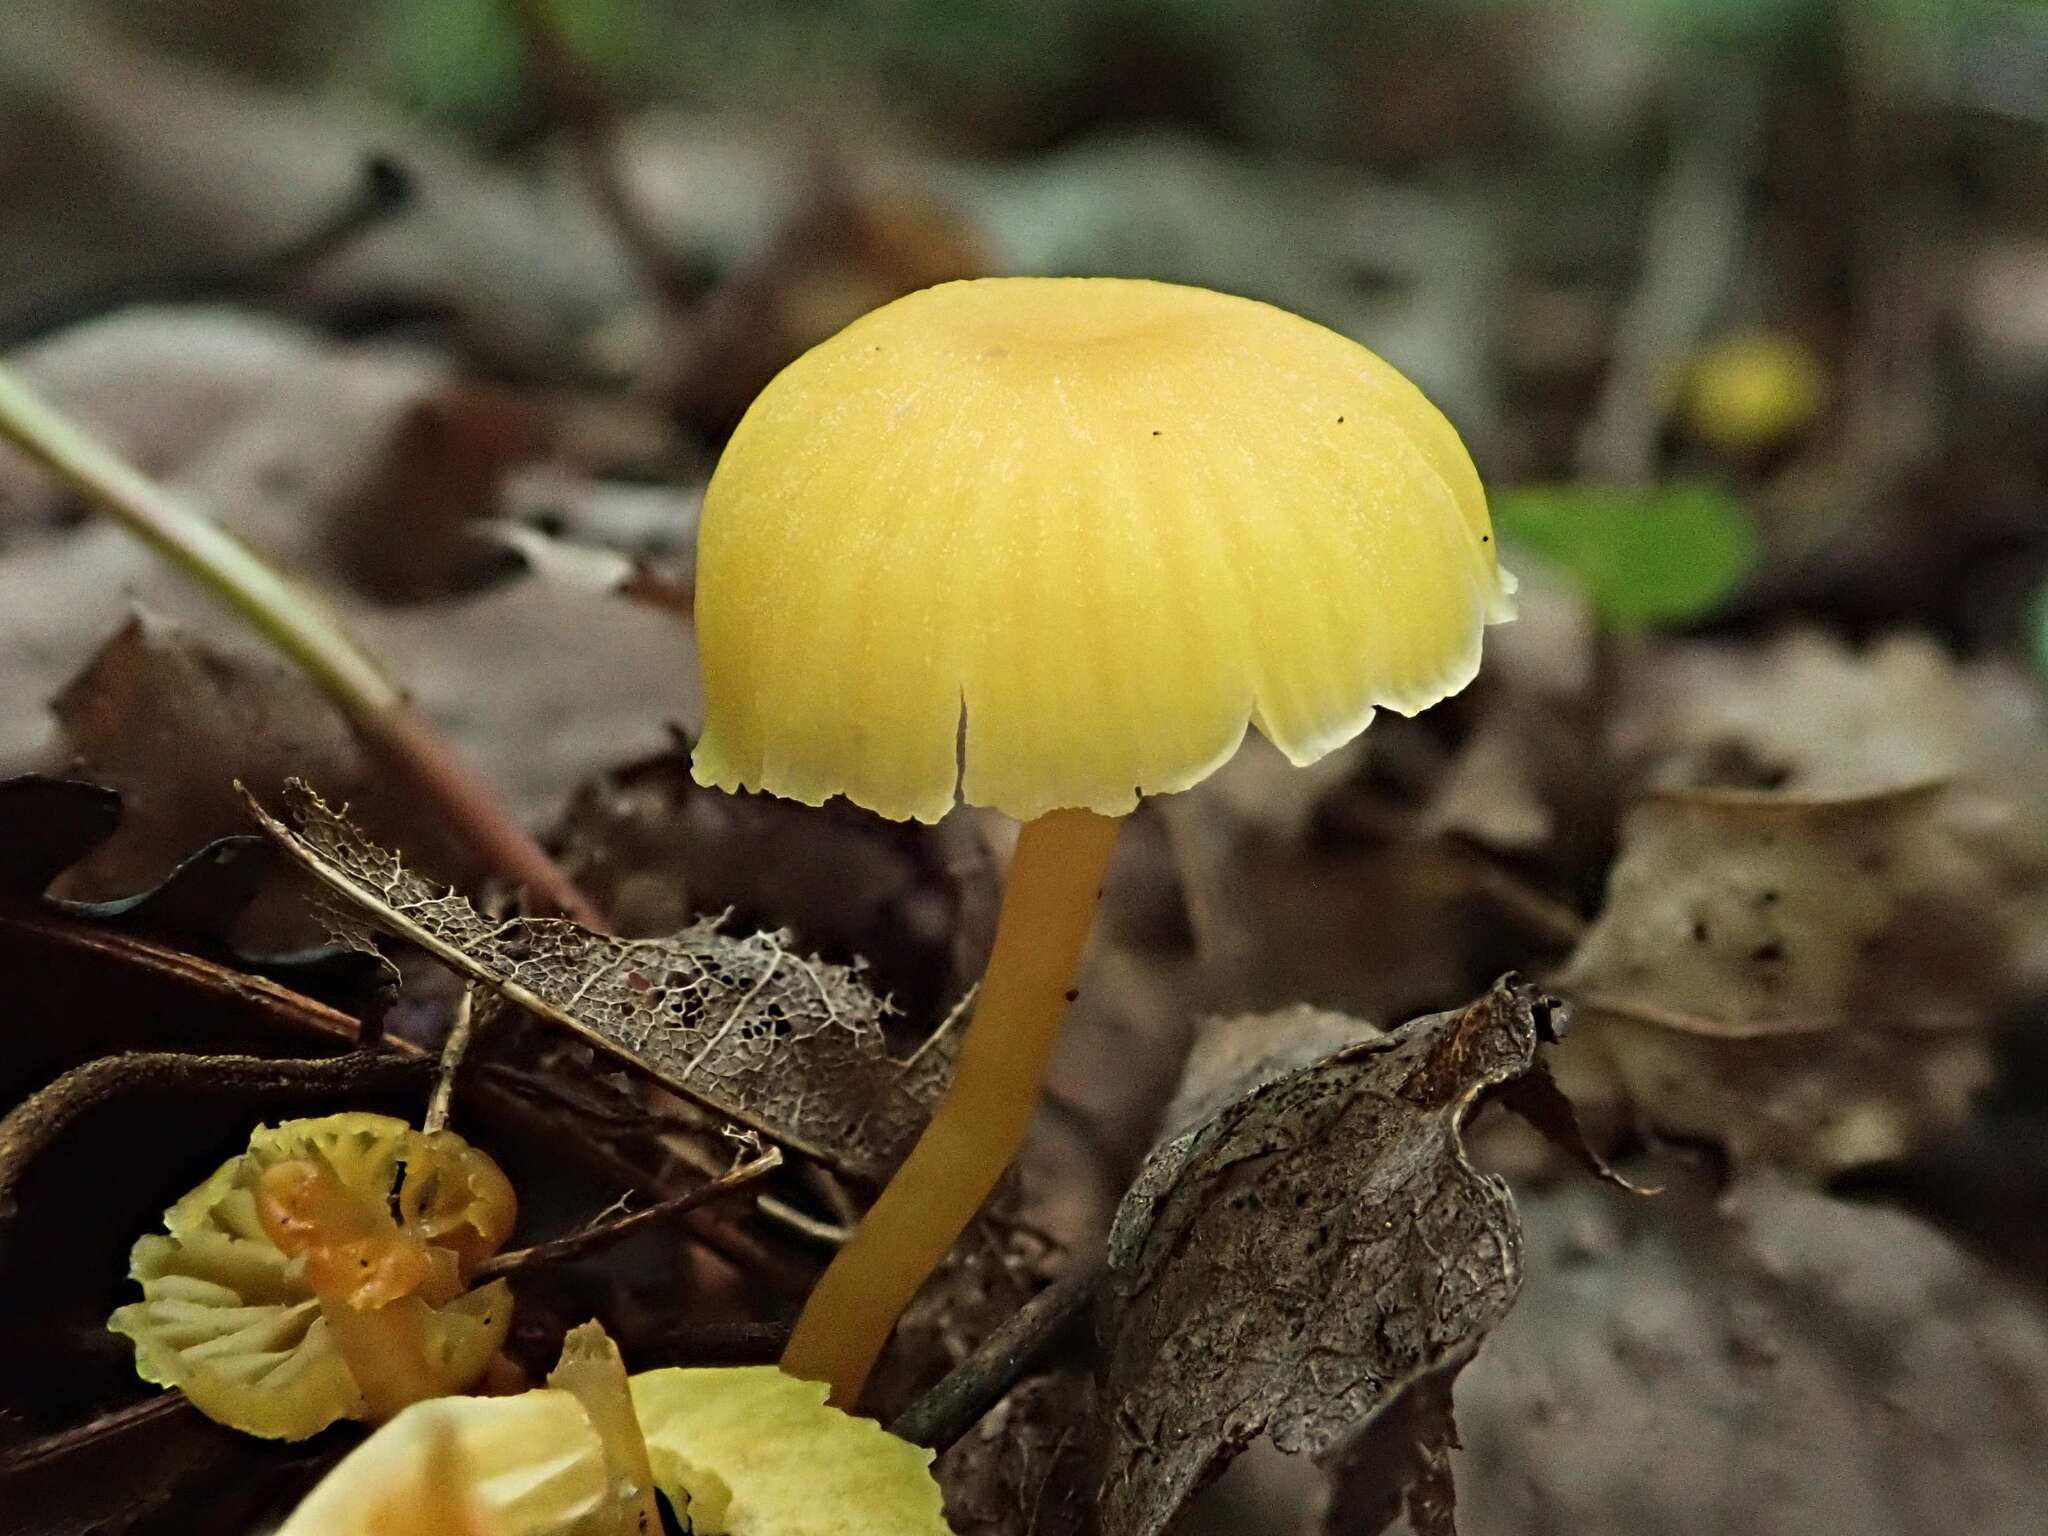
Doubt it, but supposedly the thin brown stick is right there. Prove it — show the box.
[888,1263,1101,1451]
[0,1391,198,1475]
[0,367,606,929]
[0,1050,426,1218]
[1575,68,1763,483]
[476,1148,783,1280]
[500,0,690,299]
[424,984,482,1135]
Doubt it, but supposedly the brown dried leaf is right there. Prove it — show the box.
[936,1371,1098,1536]
[1556,784,2017,1173]
[43,615,475,952]
[1098,978,1549,1536]
[665,183,984,437]
[553,747,999,1029]
[248,780,946,1182]
[1615,631,2048,812]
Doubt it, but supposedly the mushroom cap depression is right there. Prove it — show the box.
[692,277,1514,823]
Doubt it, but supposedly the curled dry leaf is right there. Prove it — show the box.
[47,616,383,908]
[1098,978,1557,1536]
[1555,783,2018,1174]
[248,780,946,1182]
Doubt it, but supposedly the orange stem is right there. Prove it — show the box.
[779,808,1121,1408]
[256,1160,446,1421]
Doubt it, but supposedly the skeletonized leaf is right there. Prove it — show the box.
[1099,978,1553,1536]
[247,780,949,1181]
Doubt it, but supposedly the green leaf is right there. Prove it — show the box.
[1491,483,1759,632]
[2032,578,2048,681]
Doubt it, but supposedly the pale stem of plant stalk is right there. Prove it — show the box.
[780,807,1122,1408]
[0,365,605,929]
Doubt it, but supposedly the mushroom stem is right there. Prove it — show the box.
[255,1160,448,1422]
[780,807,1122,1408]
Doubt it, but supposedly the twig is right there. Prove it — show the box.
[500,0,691,300]
[0,1050,425,1223]
[1575,69,1764,482]
[0,368,607,929]
[476,1147,782,1279]
[888,1264,1101,1451]
[0,1391,197,1475]
[424,984,483,1135]
[0,153,413,349]
[754,1198,852,1249]
[632,1319,792,1369]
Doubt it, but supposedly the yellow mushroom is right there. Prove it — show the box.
[273,1337,949,1536]
[108,1113,517,1439]
[1681,329,1829,454]
[691,276,1513,1406]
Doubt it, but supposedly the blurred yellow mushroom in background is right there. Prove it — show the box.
[691,276,1514,1406]
[108,1113,517,1439]
[1681,329,1830,454]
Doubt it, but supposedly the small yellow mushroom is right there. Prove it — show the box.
[1681,329,1829,454]
[273,1329,949,1536]
[690,276,1513,1404]
[109,1112,517,1439]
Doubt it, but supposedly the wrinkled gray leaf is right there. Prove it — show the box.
[1454,1158,2048,1536]
[248,779,950,1181]
[1099,978,1553,1536]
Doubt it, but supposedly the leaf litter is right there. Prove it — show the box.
[1097,977,1577,1536]
[247,778,949,1181]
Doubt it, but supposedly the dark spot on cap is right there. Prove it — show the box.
[1751,941,1784,963]
[1063,988,1079,1002]
[1692,920,1710,943]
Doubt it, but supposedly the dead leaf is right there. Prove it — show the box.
[663,181,984,437]
[249,780,945,1181]
[1158,1003,1375,1142]
[1555,783,2018,1173]
[554,750,1000,1031]
[0,309,693,833]
[477,522,693,619]
[1159,737,1481,1020]
[1451,1157,2048,1536]
[1419,563,1600,857]
[1097,977,1551,1536]
[0,308,448,564]
[1614,629,2048,822]
[0,11,646,378]
[936,1372,1098,1536]
[46,616,387,920]
[332,387,554,601]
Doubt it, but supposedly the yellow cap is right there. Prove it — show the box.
[1682,330,1829,453]
[692,277,1513,823]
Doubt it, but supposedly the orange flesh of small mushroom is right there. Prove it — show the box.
[256,1159,452,1422]
[780,807,1121,1406]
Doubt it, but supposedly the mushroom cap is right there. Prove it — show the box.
[274,1367,950,1536]
[108,1113,516,1440]
[692,276,1514,824]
